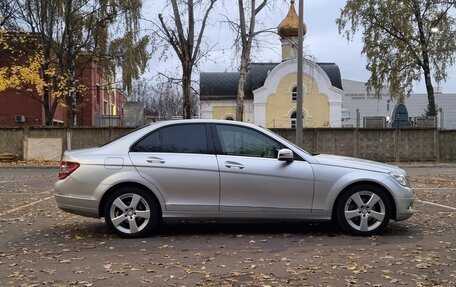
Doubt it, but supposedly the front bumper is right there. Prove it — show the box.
[395,196,414,221]
[383,175,414,221]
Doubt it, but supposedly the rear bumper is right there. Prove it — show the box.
[54,193,99,218]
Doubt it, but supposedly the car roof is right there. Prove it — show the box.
[147,119,261,129]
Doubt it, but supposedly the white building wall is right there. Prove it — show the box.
[254,59,343,127]
[342,79,456,129]
[199,99,254,122]
[200,101,215,119]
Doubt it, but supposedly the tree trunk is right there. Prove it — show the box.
[42,53,54,126]
[48,94,60,126]
[43,89,52,126]
[182,63,192,119]
[423,65,437,116]
[413,0,437,116]
[235,0,264,122]
[236,55,249,121]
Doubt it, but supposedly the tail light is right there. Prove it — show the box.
[59,161,80,180]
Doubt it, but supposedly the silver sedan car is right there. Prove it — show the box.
[54,120,414,238]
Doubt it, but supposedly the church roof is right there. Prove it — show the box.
[200,62,343,100]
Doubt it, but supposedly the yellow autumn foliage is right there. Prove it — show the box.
[0,31,45,94]
[0,31,83,102]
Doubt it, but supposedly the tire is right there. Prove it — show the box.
[336,185,392,236]
[104,187,160,238]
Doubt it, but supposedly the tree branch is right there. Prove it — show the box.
[158,13,183,61]
[370,14,424,67]
[191,0,217,63]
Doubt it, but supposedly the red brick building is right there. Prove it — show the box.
[0,34,128,127]
[74,60,128,127]
[0,85,68,126]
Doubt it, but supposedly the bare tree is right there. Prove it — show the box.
[152,81,183,119]
[157,0,217,119]
[130,78,155,106]
[0,0,19,29]
[131,77,199,120]
[231,0,268,121]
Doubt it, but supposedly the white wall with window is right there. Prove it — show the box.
[341,79,456,129]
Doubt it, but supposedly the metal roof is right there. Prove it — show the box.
[200,62,343,100]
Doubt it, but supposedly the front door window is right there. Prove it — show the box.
[215,125,282,159]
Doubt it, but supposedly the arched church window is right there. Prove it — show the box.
[290,111,304,129]
[291,86,297,101]
[291,111,296,128]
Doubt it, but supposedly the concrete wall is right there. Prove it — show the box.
[0,127,25,157]
[0,127,455,162]
[0,127,133,160]
[272,128,455,162]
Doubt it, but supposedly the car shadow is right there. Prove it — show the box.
[22,220,423,250]
[158,220,421,239]
[48,219,421,243]
[158,220,340,236]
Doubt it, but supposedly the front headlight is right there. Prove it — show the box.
[391,173,410,187]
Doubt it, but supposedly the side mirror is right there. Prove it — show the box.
[277,148,294,162]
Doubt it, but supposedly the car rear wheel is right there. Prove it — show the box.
[336,185,392,236]
[104,187,159,238]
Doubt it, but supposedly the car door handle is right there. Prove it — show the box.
[146,157,165,164]
[225,161,244,169]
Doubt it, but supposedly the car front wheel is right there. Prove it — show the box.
[104,187,159,238]
[336,185,392,236]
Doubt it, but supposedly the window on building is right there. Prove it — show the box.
[103,101,108,115]
[96,85,100,105]
[387,100,391,111]
[290,111,304,129]
[291,112,297,129]
[291,86,297,101]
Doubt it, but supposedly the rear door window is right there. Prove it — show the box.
[131,124,209,154]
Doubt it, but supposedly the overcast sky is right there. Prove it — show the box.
[142,0,456,93]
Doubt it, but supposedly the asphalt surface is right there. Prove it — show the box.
[0,165,455,286]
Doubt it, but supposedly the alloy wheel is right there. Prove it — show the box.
[336,185,392,235]
[109,193,151,234]
[344,190,386,232]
